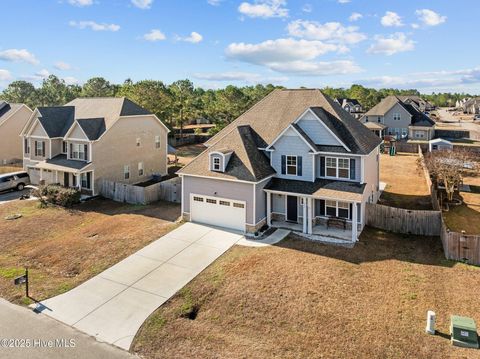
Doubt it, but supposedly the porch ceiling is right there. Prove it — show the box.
[265,178,365,202]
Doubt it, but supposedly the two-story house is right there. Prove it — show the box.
[0,101,32,164]
[334,98,364,119]
[178,89,382,242]
[20,97,169,196]
[361,95,435,140]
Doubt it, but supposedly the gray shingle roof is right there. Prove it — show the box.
[37,106,75,137]
[45,154,90,170]
[403,103,435,127]
[181,89,381,182]
[77,118,106,140]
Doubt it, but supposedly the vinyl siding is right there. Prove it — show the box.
[255,177,271,223]
[69,123,88,140]
[30,120,48,137]
[362,147,380,203]
[296,111,343,146]
[50,139,63,158]
[272,193,285,213]
[0,106,32,163]
[182,175,255,224]
[271,127,314,181]
[383,103,411,131]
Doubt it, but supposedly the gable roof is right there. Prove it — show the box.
[181,89,381,182]
[364,95,403,117]
[337,98,361,107]
[33,97,152,139]
[403,103,435,127]
[178,125,275,182]
[0,102,27,127]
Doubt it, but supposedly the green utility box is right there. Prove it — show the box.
[450,315,479,349]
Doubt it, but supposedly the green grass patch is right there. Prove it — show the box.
[0,267,25,279]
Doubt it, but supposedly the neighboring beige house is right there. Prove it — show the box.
[361,95,435,140]
[20,97,169,196]
[179,89,382,242]
[0,101,33,164]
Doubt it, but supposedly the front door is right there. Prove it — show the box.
[286,196,298,222]
[64,172,69,187]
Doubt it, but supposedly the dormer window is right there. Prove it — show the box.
[213,157,221,171]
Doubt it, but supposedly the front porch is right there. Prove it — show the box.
[265,178,366,243]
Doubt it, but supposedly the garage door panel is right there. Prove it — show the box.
[190,194,246,232]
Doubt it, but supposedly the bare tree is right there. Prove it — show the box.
[422,148,478,201]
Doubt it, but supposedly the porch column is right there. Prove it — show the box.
[266,192,272,227]
[307,197,313,235]
[352,202,358,242]
[55,170,58,183]
[76,173,81,190]
[302,196,307,233]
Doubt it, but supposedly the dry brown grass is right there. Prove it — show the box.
[379,153,432,210]
[133,228,480,359]
[0,198,180,305]
[0,165,23,174]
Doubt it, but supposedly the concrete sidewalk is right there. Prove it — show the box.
[0,298,132,359]
[34,223,243,350]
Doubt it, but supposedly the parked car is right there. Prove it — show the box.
[474,115,480,121]
[0,171,30,192]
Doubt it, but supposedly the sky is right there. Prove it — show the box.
[0,0,478,94]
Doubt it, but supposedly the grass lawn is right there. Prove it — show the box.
[0,198,180,305]
[443,176,480,234]
[379,153,433,210]
[133,228,480,359]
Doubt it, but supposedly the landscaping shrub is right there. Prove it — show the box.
[34,184,81,207]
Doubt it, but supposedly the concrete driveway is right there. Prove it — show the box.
[35,223,243,350]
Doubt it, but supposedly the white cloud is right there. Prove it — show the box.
[143,29,166,42]
[349,12,362,22]
[287,20,366,44]
[338,0,350,3]
[225,38,360,76]
[411,23,420,29]
[131,0,153,9]
[177,32,203,44]
[193,71,288,83]
[0,49,39,65]
[238,0,288,19]
[367,33,414,56]
[381,11,403,27]
[54,61,72,71]
[207,0,222,5]
[35,69,51,79]
[415,9,446,27]
[0,69,12,81]
[302,4,312,13]
[68,0,93,7]
[69,20,120,31]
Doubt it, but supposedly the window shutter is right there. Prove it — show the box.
[70,143,73,158]
[84,144,88,161]
[42,141,45,157]
[319,199,325,216]
[320,156,325,177]
[349,203,353,220]
[86,172,91,189]
[34,141,38,156]
[281,155,286,175]
[297,156,302,176]
[357,204,361,224]
[350,158,356,180]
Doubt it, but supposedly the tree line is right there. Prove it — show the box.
[1,76,474,135]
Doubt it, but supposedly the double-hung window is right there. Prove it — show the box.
[35,141,45,157]
[124,165,130,180]
[155,136,160,149]
[393,113,401,121]
[212,157,221,171]
[326,200,337,217]
[286,156,297,175]
[326,157,337,177]
[338,158,349,179]
[325,200,349,219]
[80,172,91,189]
[138,162,144,176]
[71,143,86,160]
[337,201,349,218]
[24,138,30,155]
[62,141,67,154]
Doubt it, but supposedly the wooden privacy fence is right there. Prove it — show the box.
[441,223,480,266]
[100,177,181,205]
[365,203,441,236]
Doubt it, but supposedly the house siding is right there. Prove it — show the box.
[50,139,63,158]
[383,103,411,133]
[182,175,255,225]
[0,106,32,164]
[69,123,88,140]
[92,115,168,195]
[255,177,271,223]
[271,128,314,181]
[272,193,285,213]
[296,111,343,146]
[363,147,380,203]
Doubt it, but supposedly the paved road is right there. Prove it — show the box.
[436,108,480,139]
[0,299,133,359]
[35,223,243,350]
[0,188,33,204]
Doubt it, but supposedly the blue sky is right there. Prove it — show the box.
[0,0,478,93]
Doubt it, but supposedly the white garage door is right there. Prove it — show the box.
[28,167,40,185]
[190,194,246,232]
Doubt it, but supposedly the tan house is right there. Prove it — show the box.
[0,101,33,164]
[20,97,169,196]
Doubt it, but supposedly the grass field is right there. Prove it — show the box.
[0,198,180,305]
[132,228,480,359]
[379,153,433,210]
[0,165,23,174]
